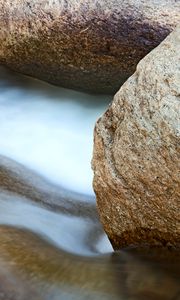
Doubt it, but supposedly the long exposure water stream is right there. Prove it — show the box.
[0,66,111,195]
[0,66,179,300]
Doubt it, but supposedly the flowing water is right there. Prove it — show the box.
[0,66,111,195]
[0,66,179,300]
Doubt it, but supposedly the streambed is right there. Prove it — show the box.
[0,67,179,300]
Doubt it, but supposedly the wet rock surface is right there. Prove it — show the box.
[0,0,180,93]
[0,226,179,300]
[92,27,180,249]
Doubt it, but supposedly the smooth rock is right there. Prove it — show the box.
[0,226,179,300]
[92,27,180,249]
[0,0,180,93]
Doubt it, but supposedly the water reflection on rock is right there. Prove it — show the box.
[0,226,179,300]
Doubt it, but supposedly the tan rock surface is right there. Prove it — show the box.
[0,0,180,93]
[92,27,180,249]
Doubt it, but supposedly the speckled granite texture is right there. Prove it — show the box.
[0,0,180,93]
[92,27,180,249]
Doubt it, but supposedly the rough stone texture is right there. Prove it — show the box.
[0,0,180,94]
[92,27,180,249]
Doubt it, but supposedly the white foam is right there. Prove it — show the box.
[0,67,111,195]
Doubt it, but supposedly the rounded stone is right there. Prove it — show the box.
[92,27,180,249]
[0,0,180,93]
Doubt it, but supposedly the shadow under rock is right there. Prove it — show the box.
[0,66,112,108]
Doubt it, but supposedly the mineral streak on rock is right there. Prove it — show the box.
[0,0,180,93]
[92,27,180,249]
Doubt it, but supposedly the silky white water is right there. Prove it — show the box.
[0,192,112,255]
[0,65,178,300]
[0,67,111,195]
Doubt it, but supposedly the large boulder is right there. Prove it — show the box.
[0,0,180,94]
[92,27,180,249]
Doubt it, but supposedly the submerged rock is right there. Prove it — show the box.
[92,27,180,249]
[0,0,180,93]
[0,226,179,300]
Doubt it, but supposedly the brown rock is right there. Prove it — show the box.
[92,27,180,249]
[0,0,180,94]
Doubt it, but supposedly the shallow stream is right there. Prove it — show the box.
[0,67,179,300]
